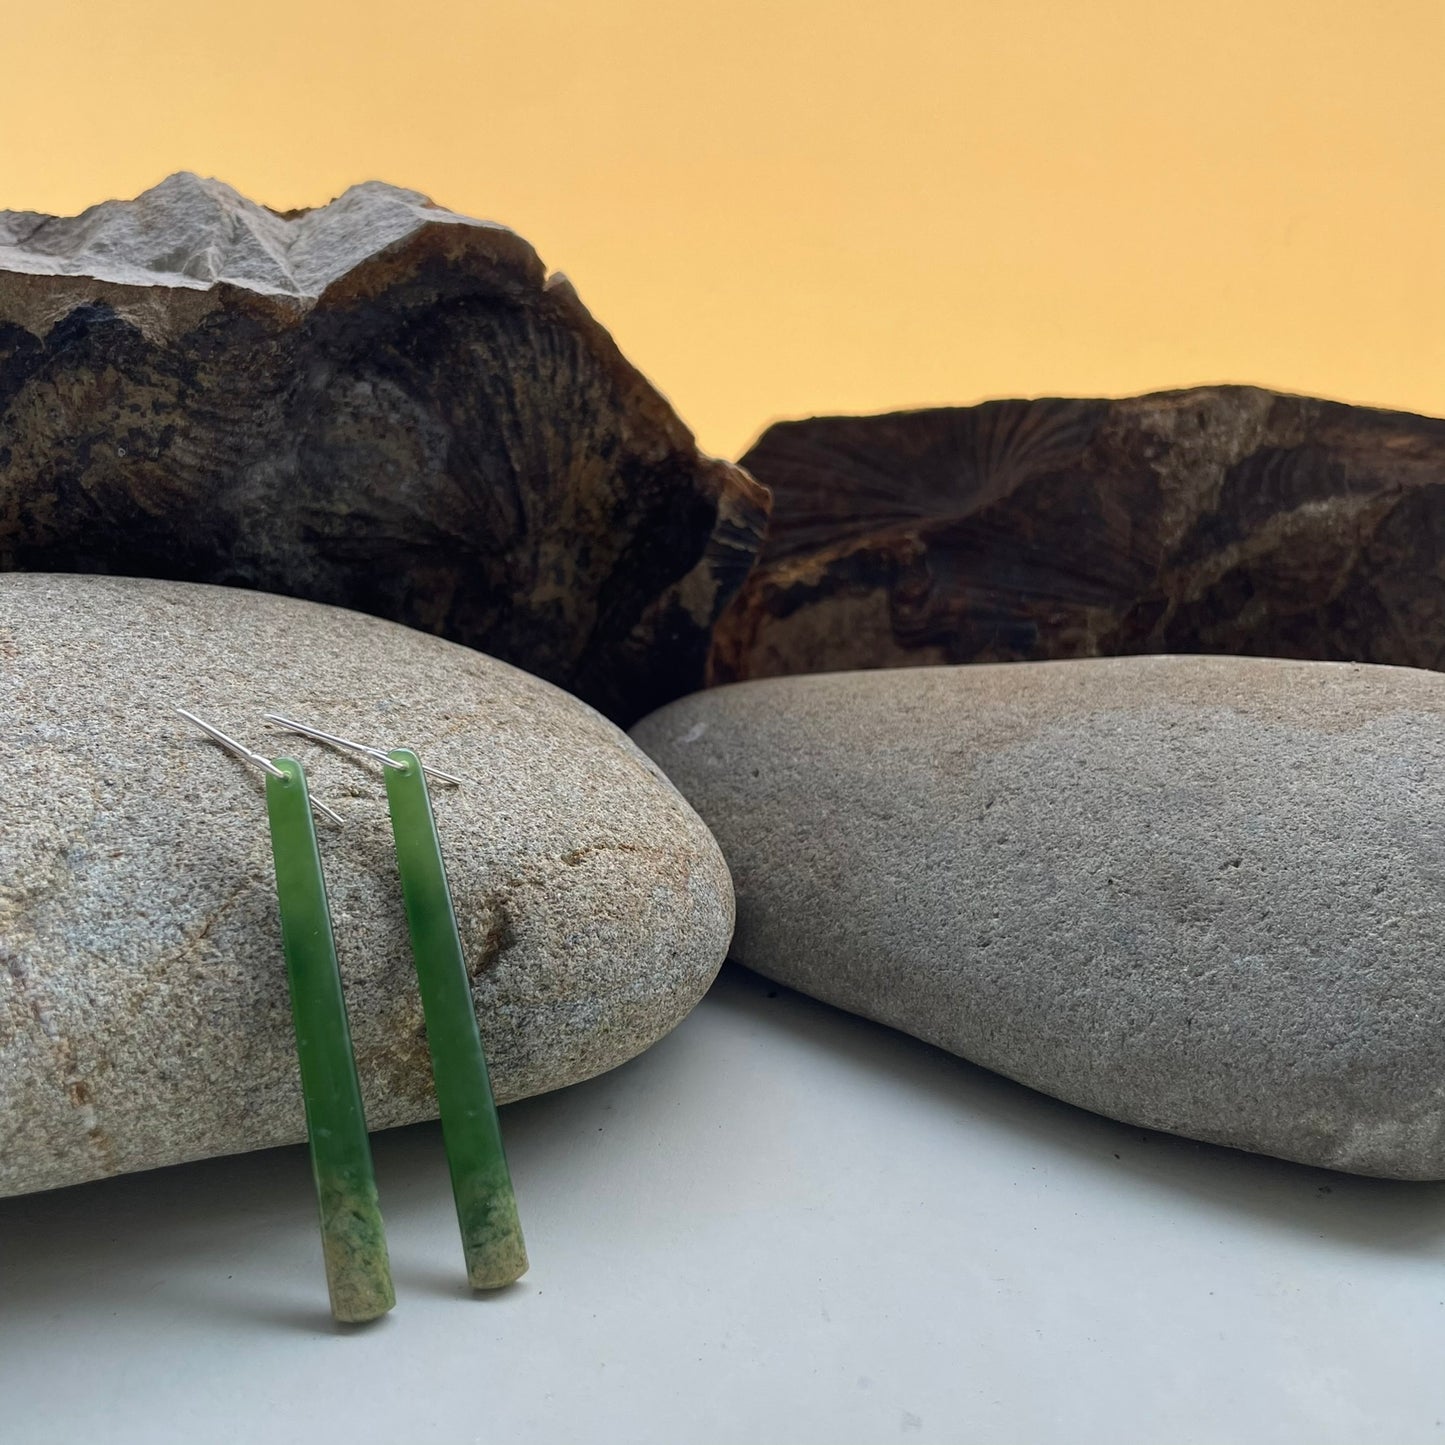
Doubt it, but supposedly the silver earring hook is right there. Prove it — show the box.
[262,713,464,787]
[176,707,345,827]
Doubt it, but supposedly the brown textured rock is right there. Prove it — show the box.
[0,173,769,726]
[710,387,1445,684]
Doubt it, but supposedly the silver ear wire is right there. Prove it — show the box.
[262,713,464,787]
[176,707,345,826]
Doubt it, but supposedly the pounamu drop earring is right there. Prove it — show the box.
[264,714,529,1290]
[176,708,395,1325]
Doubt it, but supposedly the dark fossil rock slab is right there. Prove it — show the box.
[709,387,1445,684]
[0,173,769,725]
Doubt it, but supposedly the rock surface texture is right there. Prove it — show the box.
[711,388,1445,685]
[0,173,769,727]
[0,574,734,1197]
[633,658,1445,1178]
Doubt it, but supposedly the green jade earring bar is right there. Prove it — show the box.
[264,713,529,1290]
[175,709,394,1325]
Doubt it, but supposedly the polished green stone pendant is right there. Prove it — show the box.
[264,758,396,1323]
[382,749,528,1290]
[180,711,394,1324]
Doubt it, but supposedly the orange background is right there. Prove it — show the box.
[4,0,1441,460]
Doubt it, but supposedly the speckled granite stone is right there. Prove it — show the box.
[633,657,1445,1178]
[0,574,734,1197]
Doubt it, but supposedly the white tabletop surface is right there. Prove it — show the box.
[3,964,1443,1445]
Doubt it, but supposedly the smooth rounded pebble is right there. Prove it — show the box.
[0,575,733,1197]
[633,657,1445,1178]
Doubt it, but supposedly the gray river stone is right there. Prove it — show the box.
[0,574,733,1197]
[632,657,1445,1178]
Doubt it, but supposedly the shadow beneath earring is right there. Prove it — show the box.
[698,963,1445,1258]
[385,1270,528,1303]
[387,1263,475,1301]
[0,1138,426,1338]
